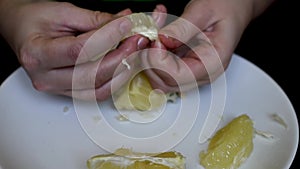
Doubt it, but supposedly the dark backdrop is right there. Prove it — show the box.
[1,0,298,168]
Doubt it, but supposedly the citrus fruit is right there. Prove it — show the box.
[91,12,158,61]
[87,151,185,169]
[126,12,159,41]
[114,71,166,111]
[200,114,254,169]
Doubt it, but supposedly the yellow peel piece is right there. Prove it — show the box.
[200,114,254,169]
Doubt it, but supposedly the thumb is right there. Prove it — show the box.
[159,17,199,49]
[159,1,214,48]
[62,4,128,32]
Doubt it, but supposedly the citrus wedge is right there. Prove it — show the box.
[200,114,254,169]
[87,151,185,169]
[91,12,158,61]
[114,71,166,111]
[126,12,159,41]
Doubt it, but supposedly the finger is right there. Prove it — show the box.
[158,17,199,49]
[204,19,242,68]
[115,8,132,17]
[143,40,219,93]
[76,17,133,63]
[61,55,138,101]
[92,35,148,89]
[152,4,167,28]
[36,35,148,92]
[181,44,222,85]
[158,1,216,49]
[29,31,93,69]
[33,17,133,69]
[141,41,181,92]
[57,3,116,32]
[146,41,197,86]
[62,69,133,101]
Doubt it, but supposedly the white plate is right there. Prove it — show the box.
[0,54,298,169]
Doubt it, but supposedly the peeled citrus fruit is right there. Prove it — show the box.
[92,12,158,61]
[114,72,166,111]
[111,13,169,111]
[200,114,254,169]
[128,72,166,110]
[126,12,159,41]
[87,151,185,169]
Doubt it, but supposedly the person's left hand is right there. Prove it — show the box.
[0,1,167,101]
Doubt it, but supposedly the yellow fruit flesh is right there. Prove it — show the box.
[87,151,185,169]
[200,114,254,169]
[91,13,158,61]
[97,160,171,169]
[129,72,166,110]
[126,13,159,41]
[114,72,166,111]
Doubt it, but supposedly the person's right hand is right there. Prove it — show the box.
[0,1,152,101]
[142,0,274,93]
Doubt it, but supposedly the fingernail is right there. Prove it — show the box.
[120,18,132,34]
[116,8,132,17]
[154,40,163,48]
[137,37,149,50]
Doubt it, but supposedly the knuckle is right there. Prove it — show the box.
[94,79,102,88]
[67,42,83,62]
[59,2,75,8]
[32,79,49,92]
[85,71,98,87]
[95,89,110,102]
[19,47,40,71]
[94,73,104,88]
[93,11,111,27]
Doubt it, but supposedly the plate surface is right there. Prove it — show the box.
[0,54,298,169]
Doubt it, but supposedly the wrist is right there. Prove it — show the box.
[0,0,49,35]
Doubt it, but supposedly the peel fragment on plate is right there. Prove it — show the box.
[199,114,254,169]
[87,149,186,169]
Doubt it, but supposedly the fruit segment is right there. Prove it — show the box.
[87,151,186,169]
[113,72,166,111]
[91,12,158,61]
[200,114,254,169]
[126,12,159,41]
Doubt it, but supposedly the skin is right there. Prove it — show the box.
[143,0,275,93]
[0,0,166,101]
[0,0,274,100]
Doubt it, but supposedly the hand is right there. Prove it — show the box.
[142,0,274,92]
[0,1,168,101]
[1,2,137,99]
[0,1,137,101]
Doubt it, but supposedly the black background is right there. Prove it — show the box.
[0,0,298,168]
